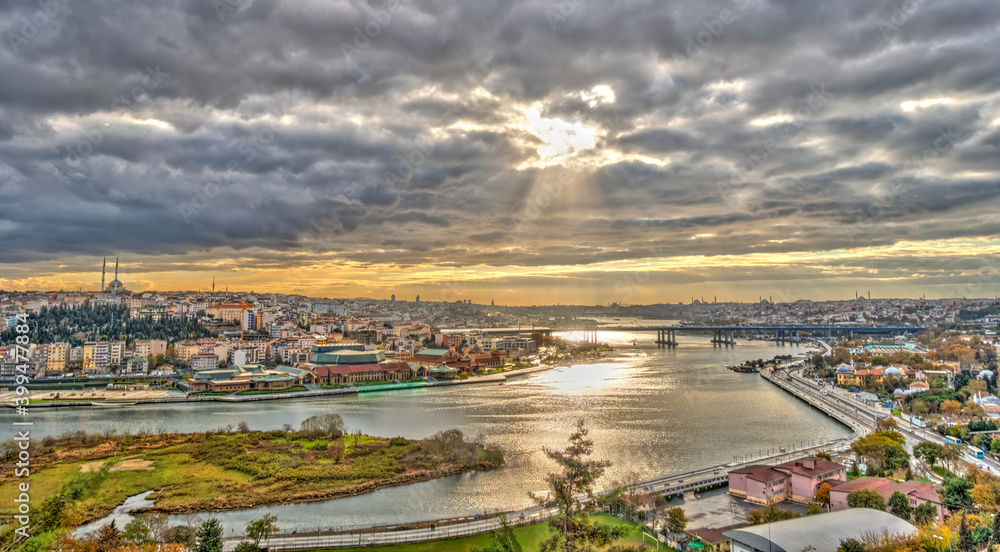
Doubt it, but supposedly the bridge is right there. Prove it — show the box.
[443,325,925,347]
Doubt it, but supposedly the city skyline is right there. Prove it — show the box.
[1,1,999,304]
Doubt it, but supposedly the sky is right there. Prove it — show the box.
[1,0,999,305]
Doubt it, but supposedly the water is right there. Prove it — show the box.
[5,333,849,535]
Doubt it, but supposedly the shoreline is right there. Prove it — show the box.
[6,362,567,410]
[128,462,499,518]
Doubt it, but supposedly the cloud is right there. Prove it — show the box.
[0,0,998,300]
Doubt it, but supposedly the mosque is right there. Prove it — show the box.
[99,257,129,296]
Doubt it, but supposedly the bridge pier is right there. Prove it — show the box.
[710,329,735,346]
[655,329,677,348]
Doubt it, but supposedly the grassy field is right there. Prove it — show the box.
[307,515,655,552]
[0,429,503,526]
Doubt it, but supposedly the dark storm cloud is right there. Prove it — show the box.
[0,0,998,284]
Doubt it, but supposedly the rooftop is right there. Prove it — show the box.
[723,509,917,552]
[730,465,787,483]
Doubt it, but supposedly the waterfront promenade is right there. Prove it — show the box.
[4,364,558,409]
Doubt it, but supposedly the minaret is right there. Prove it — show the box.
[101,257,106,291]
[114,257,119,295]
[212,276,215,294]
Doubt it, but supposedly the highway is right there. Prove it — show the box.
[775,365,1000,475]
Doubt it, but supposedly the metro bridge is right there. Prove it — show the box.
[445,325,926,347]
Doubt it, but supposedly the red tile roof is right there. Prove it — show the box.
[773,457,845,477]
[730,465,787,483]
[829,477,940,504]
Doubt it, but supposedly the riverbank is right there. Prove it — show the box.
[3,362,568,409]
[0,428,504,527]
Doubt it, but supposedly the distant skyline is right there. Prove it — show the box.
[1,1,999,304]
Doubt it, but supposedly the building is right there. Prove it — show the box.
[411,348,461,365]
[484,336,537,352]
[829,477,944,520]
[135,339,167,358]
[82,341,126,372]
[724,509,917,552]
[134,304,166,321]
[311,303,347,315]
[191,353,220,371]
[242,310,257,333]
[230,348,259,366]
[206,303,244,322]
[45,342,70,373]
[187,364,315,393]
[728,457,845,505]
[345,328,380,345]
[307,347,415,385]
[123,356,149,375]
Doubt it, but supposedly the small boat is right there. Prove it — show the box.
[727,364,760,373]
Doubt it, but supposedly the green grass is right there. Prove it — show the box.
[356,380,396,387]
[305,514,654,552]
[932,466,957,478]
[321,383,348,389]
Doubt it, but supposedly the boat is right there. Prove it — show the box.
[727,364,760,373]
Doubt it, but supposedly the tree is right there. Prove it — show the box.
[990,510,1000,547]
[888,491,912,521]
[816,482,832,508]
[245,513,279,547]
[876,417,899,431]
[168,525,197,549]
[530,331,545,348]
[851,431,910,471]
[300,413,346,438]
[665,507,686,533]
[195,518,224,552]
[471,513,522,552]
[942,400,963,416]
[532,420,628,552]
[941,476,975,513]
[838,539,865,552]
[95,521,123,551]
[746,503,799,525]
[939,443,963,472]
[913,501,937,525]
[971,479,1000,512]
[832,348,852,365]
[958,514,975,552]
[234,543,260,552]
[914,441,941,467]
[121,518,152,545]
[327,437,345,463]
[846,489,886,511]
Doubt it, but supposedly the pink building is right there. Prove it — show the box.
[728,465,788,505]
[729,457,845,505]
[829,477,944,520]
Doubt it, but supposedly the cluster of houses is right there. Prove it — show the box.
[727,457,945,519]
[185,342,508,393]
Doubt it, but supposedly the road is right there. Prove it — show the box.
[776,365,1000,475]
